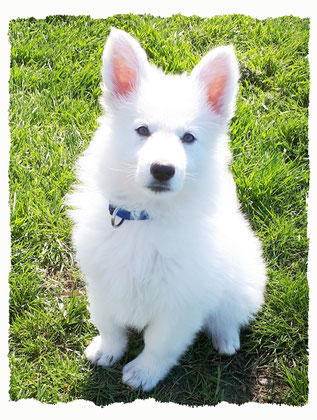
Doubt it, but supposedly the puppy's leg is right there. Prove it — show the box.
[122,310,203,391]
[86,319,127,367]
[205,310,241,356]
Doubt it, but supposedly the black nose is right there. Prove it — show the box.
[150,163,175,182]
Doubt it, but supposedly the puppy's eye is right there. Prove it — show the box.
[181,132,196,144]
[136,126,150,137]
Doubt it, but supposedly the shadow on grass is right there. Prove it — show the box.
[78,329,277,407]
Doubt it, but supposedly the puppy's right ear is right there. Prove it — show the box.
[102,28,149,103]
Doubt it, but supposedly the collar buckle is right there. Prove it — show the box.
[110,206,124,228]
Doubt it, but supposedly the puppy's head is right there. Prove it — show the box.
[101,28,239,200]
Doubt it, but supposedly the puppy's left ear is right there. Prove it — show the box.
[191,45,239,121]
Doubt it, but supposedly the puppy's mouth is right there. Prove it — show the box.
[148,183,171,193]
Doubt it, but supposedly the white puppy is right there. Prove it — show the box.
[68,28,267,391]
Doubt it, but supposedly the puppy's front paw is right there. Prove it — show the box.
[122,354,169,392]
[85,335,125,367]
[212,330,240,356]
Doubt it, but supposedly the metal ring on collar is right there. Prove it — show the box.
[110,207,124,228]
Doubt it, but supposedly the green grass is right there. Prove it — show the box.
[9,14,309,406]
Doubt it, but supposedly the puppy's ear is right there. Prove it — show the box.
[102,28,149,102]
[191,46,239,120]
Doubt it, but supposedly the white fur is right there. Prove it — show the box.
[67,28,266,392]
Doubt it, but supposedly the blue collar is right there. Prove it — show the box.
[109,204,150,228]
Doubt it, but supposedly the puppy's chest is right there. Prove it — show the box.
[104,225,185,289]
[96,224,212,327]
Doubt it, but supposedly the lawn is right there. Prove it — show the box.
[8,14,309,406]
